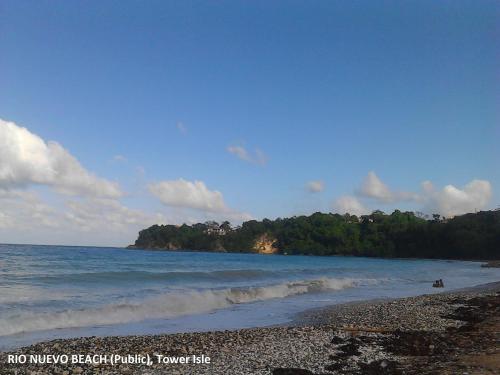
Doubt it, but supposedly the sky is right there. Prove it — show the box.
[0,0,498,246]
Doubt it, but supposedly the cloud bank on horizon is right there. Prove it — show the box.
[0,119,254,245]
[0,119,494,246]
[333,171,492,218]
[149,179,251,222]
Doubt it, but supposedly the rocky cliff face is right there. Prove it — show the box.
[253,233,278,254]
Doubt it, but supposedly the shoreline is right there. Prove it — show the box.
[127,245,498,264]
[5,242,496,264]
[293,280,500,327]
[1,281,498,374]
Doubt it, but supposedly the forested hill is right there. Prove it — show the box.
[129,210,500,260]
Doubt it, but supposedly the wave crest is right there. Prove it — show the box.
[0,277,355,336]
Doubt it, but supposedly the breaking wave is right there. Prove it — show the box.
[0,277,355,336]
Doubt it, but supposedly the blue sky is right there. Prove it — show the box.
[0,1,498,245]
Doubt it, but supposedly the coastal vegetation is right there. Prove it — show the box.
[130,210,500,260]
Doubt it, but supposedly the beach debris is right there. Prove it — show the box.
[432,279,444,288]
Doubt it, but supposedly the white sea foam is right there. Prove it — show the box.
[0,277,355,336]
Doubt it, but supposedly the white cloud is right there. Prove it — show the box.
[254,148,268,165]
[112,155,127,163]
[0,211,10,228]
[149,179,228,212]
[422,179,492,217]
[0,189,60,229]
[353,171,492,217]
[64,198,166,233]
[306,180,325,193]
[0,119,122,198]
[0,120,258,245]
[191,209,253,224]
[176,121,187,134]
[421,180,434,194]
[333,195,370,216]
[227,145,268,166]
[227,145,251,162]
[333,169,494,218]
[0,188,165,246]
[149,178,252,223]
[359,171,393,202]
[359,171,417,203]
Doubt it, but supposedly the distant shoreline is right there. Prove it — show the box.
[3,242,497,263]
[127,245,498,264]
[2,239,498,264]
[130,210,500,260]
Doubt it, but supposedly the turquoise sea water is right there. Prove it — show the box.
[1,243,499,350]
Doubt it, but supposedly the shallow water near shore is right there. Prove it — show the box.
[1,243,499,350]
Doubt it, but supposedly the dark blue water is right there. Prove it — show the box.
[1,244,498,350]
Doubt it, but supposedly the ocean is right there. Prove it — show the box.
[1,243,499,350]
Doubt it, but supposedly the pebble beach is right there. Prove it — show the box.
[1,281,498,375]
